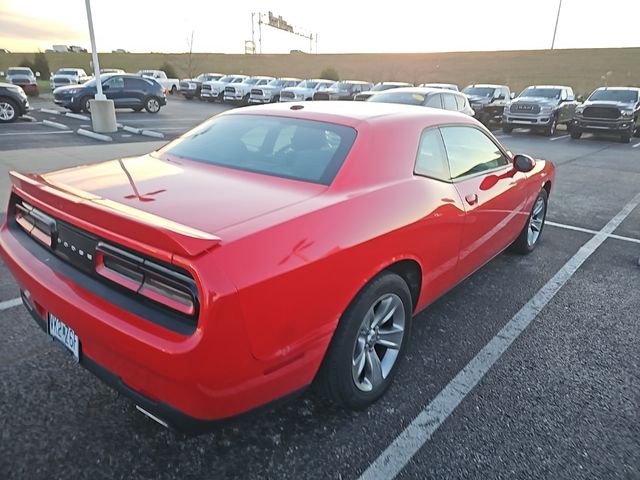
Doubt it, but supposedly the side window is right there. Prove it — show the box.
[104,76,124,89]
[443,94,458,111]
[560,89,568,101]
[454,94,466,111]
[501,88,509,99]
[441,126,509,179]
[414,128,450,181]
[424,94,442,108]
[566,87,575,101]
[124,78,147,90]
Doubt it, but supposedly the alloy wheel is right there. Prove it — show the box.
[527,197,546,246]
[352,293,405,392]
[0,101,16,121]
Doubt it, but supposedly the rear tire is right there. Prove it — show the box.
[510,189,548,254]
[170,85,177,95]
[80,96,92,113]
[144,96,161,113]
[316,272,412,410]
[502,125,513,133]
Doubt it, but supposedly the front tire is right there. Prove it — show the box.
[170,85,177,95]
[316,272,412,409]
[144,96,161,113]
[0,97,18,123]
[544,116,557,136]
[510,189,548,254]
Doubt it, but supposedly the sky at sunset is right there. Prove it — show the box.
[1,0,639,54]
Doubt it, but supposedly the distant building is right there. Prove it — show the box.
[0,48,10,53]
[112,49,129,53]
[52,45,70,52]
[69,45,88,53]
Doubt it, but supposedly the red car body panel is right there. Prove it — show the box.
[0,102,555,427]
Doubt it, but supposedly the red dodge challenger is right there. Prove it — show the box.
[0,102,554,432]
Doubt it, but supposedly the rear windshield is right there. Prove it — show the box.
[57,69,79,75]
[157,115,357,185]
[463,87,495,97]
[588,89,638,103]
[368,91,426,106]
[519,87,561,99]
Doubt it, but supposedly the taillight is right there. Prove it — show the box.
[15,201,56,247]
[95,242,198,316]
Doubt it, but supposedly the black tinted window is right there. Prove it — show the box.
[158,115,357,185]
[124,78,150,90]
[441,126,508,179]
[415,128,450,181]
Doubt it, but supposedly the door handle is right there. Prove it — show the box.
[465,193,478,206]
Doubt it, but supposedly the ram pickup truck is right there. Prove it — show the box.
[502,85,578,136]
[136,70,179,93]
[249,77,301,104]
[313,80,373,101]
[223,76,274,105]
[201,74,248,102]
[50,68,91,91]
[179,73,224,100]
[571,87,640,143]
[279,79,335,102]
[463,84,512,125]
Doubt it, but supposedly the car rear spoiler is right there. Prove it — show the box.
[9,171,221,258]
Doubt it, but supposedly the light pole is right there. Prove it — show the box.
[84,0,116,132]
[551,0,563,50]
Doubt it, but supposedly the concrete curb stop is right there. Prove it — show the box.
[40,108,61,115]
[76,128,112,142]
[141,130,165,139]
[65,112,91,121]
[122,125,142,134]
[42,120,70,130]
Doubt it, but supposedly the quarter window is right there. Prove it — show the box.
[424,94,442,108]
[441,126,508,179]
[414,128,450,181]
[443,94,458,111]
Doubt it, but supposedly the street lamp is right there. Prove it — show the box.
[84,0,117,132]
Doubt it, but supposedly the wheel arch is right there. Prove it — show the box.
[383,259,422,312]
[542,180,552,197]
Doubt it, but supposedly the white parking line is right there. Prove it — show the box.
[547,220,640,244]
[0,131,74,136]
[549,134,570,141]
[0,297,22,312]
[359,191,640,480]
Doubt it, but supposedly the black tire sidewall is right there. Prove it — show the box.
[319,273,413,409]
[144,97,160,113]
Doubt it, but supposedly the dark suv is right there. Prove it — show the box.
[53,74,167,113]
[0,81,30,123]
[571,87,640,143]
[502,85,579,136]
[462,84,512,126]
[313,81,373,101]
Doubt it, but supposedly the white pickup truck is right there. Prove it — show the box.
[50,68,91,91]
[136,70,179,93]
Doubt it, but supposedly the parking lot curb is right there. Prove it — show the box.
[40,108,61,115]
[66,112,91,121]
[20,115,37,122]
[42,120,70,130]
[141,130,165,139]
[76,129,112,142]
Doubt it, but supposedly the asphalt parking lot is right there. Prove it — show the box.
[0,94,230,151]
[0,101,639,480]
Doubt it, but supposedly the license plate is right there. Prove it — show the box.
[48,313,80,361]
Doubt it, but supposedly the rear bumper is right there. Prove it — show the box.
[0,213,323,430]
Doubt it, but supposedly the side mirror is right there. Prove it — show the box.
[576,95,584,102]
[36,72,41,77]
[513,154,536,173]
[510,92,515,99]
